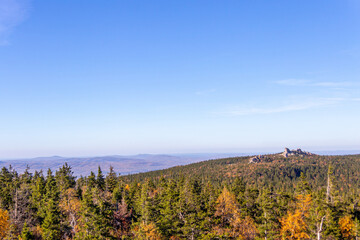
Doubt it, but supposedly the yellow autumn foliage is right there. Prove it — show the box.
[0,208,9,238]
[232,215,258,240]
[215,187,239,226]
[59,188,82,234]
[132,222,163,240]
[214,187,258,239]
[280,194,311,240]
[339,215,355,239]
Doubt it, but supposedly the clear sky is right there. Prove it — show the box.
[1,0,360,158]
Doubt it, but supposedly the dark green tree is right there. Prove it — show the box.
[105,166,117,193]
[96,166,105,191]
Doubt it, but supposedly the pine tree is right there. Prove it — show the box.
[296,172,311,195]
[30,171,46,223]
[0,167,15,209]
[41,169,61,240]
[323,164,342,239]
[136,181,151,224]
[157,179,181,238]
[87,172,96,189]
[19,222,33,240]
[177,178,207,240]
[232,177,246,198]
[105,166,117,193]
[75,187,112,239]
[56,163,76,198]
[96,166,105,191]
[41,198,61,240]
[257,188,281,240]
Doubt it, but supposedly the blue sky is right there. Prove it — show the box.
[0,0,360,158]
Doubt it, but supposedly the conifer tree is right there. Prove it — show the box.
[96,166,105,191]
[339,215,355,239]
[323,164,342,239]
[19,222,33,240]
[56,163,76,198]
[257,188,281,240]
[136,181,151,224]
[41,198,61,240]
[75,187,111,239]
[0,167,15,209]
[87,172,96,189]
[0,208,10,238]
[157,179,181,237]
[132,221,163,240]
[30,171,46,223]
[105,166,117,193]
[280,194,312,240]
[214,187,239,234]
[41,169,61,240]
[177,178,207,240]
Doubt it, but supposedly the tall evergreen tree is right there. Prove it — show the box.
[41,169,61,240]
[96,166,105,191]
[41,198,61,240]
[56,163,76,198]
[105,166,117,193]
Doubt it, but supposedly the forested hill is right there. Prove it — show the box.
[123,153,360,191]
[1,153,360,239]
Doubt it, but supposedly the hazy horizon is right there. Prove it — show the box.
[2,147,360,161]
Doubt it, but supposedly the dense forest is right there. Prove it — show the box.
[1,154,360,239]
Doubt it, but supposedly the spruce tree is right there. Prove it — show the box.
[55,163,76,197]
[41,198,61,240]
[96,166,105,191]
[105,166,117,193]
[20,222,33,240]
[41,169,61,240]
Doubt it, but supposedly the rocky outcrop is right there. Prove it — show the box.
[281,148,315,157]
[249,155,272,163]
[249,148,315,163]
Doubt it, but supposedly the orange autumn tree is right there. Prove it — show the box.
[132,222,163,240]
[232,215,258,240]
[280,194,312,240]
[339,215,355,239]
[215,187,239,227]
[214,187,258,239]
[59,188,81,236]
[0,208,10,238]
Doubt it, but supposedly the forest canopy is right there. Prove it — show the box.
[0,154,360,239]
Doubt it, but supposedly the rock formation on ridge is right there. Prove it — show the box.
[281,148,315,157]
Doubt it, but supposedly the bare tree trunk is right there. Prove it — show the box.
[264,212,267,240]
[317,216,325,240]
[326,165,332,204]
[190,228,195,240]
[326,177,330,203]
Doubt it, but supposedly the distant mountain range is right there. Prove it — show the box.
[0,153,247,176]
[1,149,358,176]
